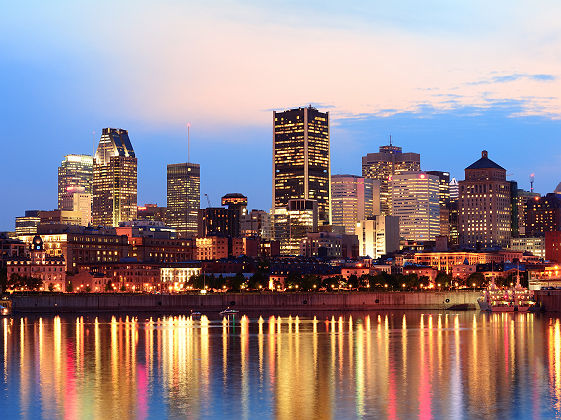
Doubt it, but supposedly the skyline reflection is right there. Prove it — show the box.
[0,311,560,419]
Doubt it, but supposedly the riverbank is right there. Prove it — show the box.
[9,291,480,313]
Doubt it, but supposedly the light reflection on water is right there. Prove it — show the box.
[0,311,560,419]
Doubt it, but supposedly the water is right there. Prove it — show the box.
[0,311,560,419]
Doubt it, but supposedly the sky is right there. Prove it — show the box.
[1,0,560,230]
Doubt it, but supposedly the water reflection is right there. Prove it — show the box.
[1,312,561,419]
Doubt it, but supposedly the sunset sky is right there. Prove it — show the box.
[2,0,560,230]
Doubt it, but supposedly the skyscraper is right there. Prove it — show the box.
[427,171,451,237]
[167,163,200,238]
[58,154,93,210]
[362,143,420,215]
[459,150,511,248]
[92,128,137,227]
[391,171,440,241]
[272,106,331,225]
[331,175,380,235]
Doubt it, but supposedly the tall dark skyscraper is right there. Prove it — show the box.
[58,154,93,210]
[362,143,420,215]
[92,128,137,227]
[272,106,331,225]
[167,163,200,238]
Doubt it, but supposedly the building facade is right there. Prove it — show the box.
[331,175,380,235]
[362,143,420,215]
[526,193,561,237]
[356,215,400,259]
[6,236,66,291]
[459,151,511,248]
[509,237,545,259]
[198,207,238,238]
[391,172,440,242]
[272,106,331,225]
[240,210,272,239]
[92,128,137,227]
[167,162,200,237]
[58,154,93,210]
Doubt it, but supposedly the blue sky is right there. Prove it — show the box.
[1,1,560,230]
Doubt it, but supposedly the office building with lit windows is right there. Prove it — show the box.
[459,150,511,248]
[92,128,137,227]
[331,175,380,235]
[58,154,93,210]
[391,171,440,241]
[272,106,331,225]
[427,171,451,237]
[167,163,200,237]
[525,193,561,237]
[362,143,420,215]
[356,215,400,259]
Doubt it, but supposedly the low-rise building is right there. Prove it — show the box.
[6,236,66,291]
[402,265,438,283]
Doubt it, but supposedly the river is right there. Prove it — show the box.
[0,311,559,419]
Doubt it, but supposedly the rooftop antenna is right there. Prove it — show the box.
[187,122,191,163]
[530,173,535,193]
[389,134,392,146]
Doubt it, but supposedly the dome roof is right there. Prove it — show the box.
[555,183,561,194]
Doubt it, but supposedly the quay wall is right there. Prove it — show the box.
[10,291,480,313]
[535,290,561,312]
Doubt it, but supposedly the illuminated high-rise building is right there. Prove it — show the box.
[362,143,420,215]
[167,163,200,238]
[92,128,137,227]
[391,171,440,241]
[331,175,380,235]
[58,154,93,210]
[272,106,331,225]
[427,171,451,237]
[459,150,511,248]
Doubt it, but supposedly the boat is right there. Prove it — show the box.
[0,305,9,316]
[220,308,239,316]
[477,266,535,312]
[190,311,202,320]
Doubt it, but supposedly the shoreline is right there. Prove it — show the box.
[9,291,480,313]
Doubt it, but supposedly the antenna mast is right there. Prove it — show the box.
[530,173,535,193]
[389,134,392,146]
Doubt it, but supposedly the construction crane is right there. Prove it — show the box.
[204,194,212,207]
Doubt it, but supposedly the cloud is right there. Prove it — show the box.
[468,73,558,85]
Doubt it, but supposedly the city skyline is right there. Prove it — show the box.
[2,1,561,231]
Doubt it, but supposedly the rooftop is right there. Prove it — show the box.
[465,150,505,171]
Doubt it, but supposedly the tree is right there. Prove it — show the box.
[66,280,74,293]
[227,273,246,292]
[48,283,54,292]
[0,267,7,293]
[466,272,486,288]
[435,271,452,288]
[84,285,92,293]
[105,280,113,292]
[248,272,268,290]
[7,274,42,291]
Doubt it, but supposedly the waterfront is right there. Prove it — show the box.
[1,311,561,419]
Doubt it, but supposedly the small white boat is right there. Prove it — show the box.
[0,305,8,316]
[191,311,202,320]
[220,308,239,316]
